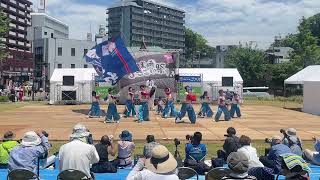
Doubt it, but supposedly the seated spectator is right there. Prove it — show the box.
[221,151,257,180]
[126,145,179,180]
[303,136,320,165]
[91,135,119,173]
[59,124,99,179]
[281,128,303,156]
[238,135,274,180]
[217,127,240,161]
[238,135,263,168]
[281,153,311,180]
[143,135,159,159]
[184,132,210,175]
[8,130,50,172]
[118,130,135,167]
[259,135,291,174]
[0,131,19,168]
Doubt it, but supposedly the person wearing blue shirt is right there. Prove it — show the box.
[8,130,51,173]
[184,132,209,175]
[259,135,291,174]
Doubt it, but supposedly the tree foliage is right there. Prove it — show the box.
[185,28,214,60]
[0,10,9,60]
[226,45,268,87]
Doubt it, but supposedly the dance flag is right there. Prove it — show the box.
[84,36,139,85]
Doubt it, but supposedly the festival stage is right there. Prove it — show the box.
[0,104,319,141]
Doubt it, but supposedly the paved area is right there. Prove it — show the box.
[0,104,319,141]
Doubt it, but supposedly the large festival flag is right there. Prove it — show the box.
[84,36,139,85]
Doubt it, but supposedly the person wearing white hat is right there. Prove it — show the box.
[8,130,51,172]
[126,145,179,180]
[59,123,99,179]
[281,128,303,156]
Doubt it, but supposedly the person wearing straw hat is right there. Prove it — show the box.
[0,131,19,168]
[118,130,135,167]
[8,130,51,172]
[281,128,303,156]
[126,145,179,180]
[59,124,99,179]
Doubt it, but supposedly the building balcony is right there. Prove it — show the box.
[9,0,16,4]
[18,2,25,8]
[9,14,16,20]
[18,41,24,46]
[8,39,16,44]
[1,3,7,8]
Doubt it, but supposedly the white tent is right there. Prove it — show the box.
[303,74,320,115]
[285,65,320,115]
[178,68,243,99]
[284,65,320,84]
[49,68,96,104]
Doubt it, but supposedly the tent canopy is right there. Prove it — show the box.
[178,68,243,83]
[284,65,320,85]
[50,68,97,83]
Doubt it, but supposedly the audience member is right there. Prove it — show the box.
[59,124,99,179]
[281,153,311,180]
[8,130,50,172]
[281,128,303,156]
[143,135,159,159]
[238,135,264,168]
[221,151,257,180]
[91,135,119,173]
[217,127,240,161]
[0,131,19,168]
[126,145,179,180]
[303,136,320,165]
[118,130,135,167]
[184,132,209,175]
[259,135,291,174]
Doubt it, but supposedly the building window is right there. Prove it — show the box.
[58,64,62,68]
[71,64,75,68]
[58,47,62,56]
[83,49,88,56]
[84,64,88,68]
[71,48,75,56]
[51,33,54,38]
[44,32,47,35]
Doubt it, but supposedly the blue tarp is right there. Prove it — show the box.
[1,165,320,180]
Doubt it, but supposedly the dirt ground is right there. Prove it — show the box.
[0,104,319,141]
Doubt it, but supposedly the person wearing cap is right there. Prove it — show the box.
[281,128,303,156]
[221,151,257,180]
[0,131,19,168]
[59,124,99,178]
[214,89,231,122]
[303,136,320,166]
[175,86,197,124]
[124,87,136,118]
[8,130,51,172]
[217,127,241,161]
[143,135,159,159]
[259,135,291,174]
[126,145,179,180]
[162,87,177,118]
[118,130,135,167]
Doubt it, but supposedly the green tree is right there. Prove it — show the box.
[184,28,215,67]
[0,10,9,59]
[226,45,268,87]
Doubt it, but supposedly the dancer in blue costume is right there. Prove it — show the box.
[105,89,120,123]
[198,91,213,118]
[162,87,177,118]
[88,91,101,118]
[124,87,136,118]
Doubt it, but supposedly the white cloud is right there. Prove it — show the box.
[29,0,320,49]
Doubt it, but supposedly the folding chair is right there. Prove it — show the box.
[7,169,39,180]
[177,167,199,180]
[205,167,231,180]
[57,169,90,180]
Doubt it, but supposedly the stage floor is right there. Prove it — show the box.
[0,104,319,141]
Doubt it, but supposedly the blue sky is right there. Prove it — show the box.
[30,0,320,49]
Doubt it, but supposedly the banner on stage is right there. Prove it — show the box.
[179,76,202,83]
